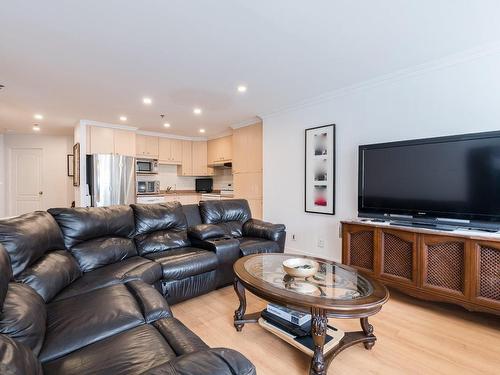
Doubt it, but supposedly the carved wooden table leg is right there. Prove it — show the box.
[310,307,328,375]
[360,317,376,350]
[233,277,247,331]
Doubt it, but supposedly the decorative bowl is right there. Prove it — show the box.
[282,258,319,278]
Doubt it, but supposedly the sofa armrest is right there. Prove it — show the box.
[191,238,241,287]
[243,219,286,242]
[188,224,226,241]
[143,348,256,375]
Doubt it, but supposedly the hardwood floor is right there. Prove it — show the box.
[172,286,500,375]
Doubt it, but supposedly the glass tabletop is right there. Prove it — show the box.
[243,254,373,300]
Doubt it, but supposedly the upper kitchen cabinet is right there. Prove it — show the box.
[159,138,182,164]
[87,126,136,156]
[192,141,209,176]
[208,135,232,165]
[136,135,159,159]
[232,123,262,174]
[178,140,193,176]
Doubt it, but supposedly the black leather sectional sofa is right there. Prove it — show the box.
[0,199,286,375]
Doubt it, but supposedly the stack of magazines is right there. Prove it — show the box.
[259,304,344,356]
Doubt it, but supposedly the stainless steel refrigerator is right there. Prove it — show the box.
[86,154,135,207]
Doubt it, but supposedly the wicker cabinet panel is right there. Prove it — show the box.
[421,235,468,298]
[342,224,376,274]
[380,229,417,284]
[471,241,500,309]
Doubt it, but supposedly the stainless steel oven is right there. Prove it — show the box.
[137,180,160,194]
[136,159,159,174]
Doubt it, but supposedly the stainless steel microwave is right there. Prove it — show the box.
[136,159,158,174]
[137,180,160,194]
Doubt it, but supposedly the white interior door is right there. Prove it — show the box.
[9,148,43,216]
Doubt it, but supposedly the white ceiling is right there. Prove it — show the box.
[1,0,500,136]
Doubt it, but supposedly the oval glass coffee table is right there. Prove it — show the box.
[233,253,389,375]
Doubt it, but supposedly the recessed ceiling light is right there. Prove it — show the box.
[119,116,127,121]
[163,123,171,128]
[199,128,205,133]
[237,85,247,93]
[143,97,152,105]
[193,108,202,115]
[33,124,40,132]
[34,114,43,120]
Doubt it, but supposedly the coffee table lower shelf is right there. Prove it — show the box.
[258,318,345,357]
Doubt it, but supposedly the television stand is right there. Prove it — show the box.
[389,220,455,232]
[341,220,500,315]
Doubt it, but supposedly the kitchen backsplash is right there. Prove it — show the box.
[157,164,232,191]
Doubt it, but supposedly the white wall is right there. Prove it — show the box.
[263,49,500,261]
[3,134,74,215]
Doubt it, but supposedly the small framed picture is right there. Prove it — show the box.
[305,124,335,215]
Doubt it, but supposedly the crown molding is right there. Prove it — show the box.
[79,119,139,131]
[229,116,262,129]
[260,42,500,120]
[207,129,233,140]
[136,129,207,141]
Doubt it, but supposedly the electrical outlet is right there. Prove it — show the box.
[291,233,297,241]
[317,239,325,248]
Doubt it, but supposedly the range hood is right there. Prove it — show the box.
[211,162,232,168]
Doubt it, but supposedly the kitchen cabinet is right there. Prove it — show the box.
[232,122,263,219]
[232,123,262,174]
[178,141,193,176]
[192,141,209,176]
[113,129,136,157]
[159,138,182,164]
[208,135,232,165]
[136,135,159,158]
[88,126,136,156]
[178,141,212,176]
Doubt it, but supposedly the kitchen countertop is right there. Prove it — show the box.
[138,189,233,197]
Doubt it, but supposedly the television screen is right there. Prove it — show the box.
[358,131,500,222]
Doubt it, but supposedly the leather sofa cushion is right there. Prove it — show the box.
[16,250,81,302]
[132,202,188,236]
[153,317,208,356]
[42,324,177,375]
[53,256,162,301]
[0,283,46,356]
[40,284,145,362]
[135,229,191,256]
[161,271,217,305]
[238,237,280,256]
[145,248,218,280]
[0,211,65,277]
[147,348,256,375]
[48,206,135,248]
[0,335,43,375]
[125,280,172,323]
[0,244,12,310]
[199,199,252,225]
[70,236,137,272]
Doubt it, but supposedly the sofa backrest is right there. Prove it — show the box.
[0,244,47,358]
[48,205,137,273]
[131,202,190,255]
[0,212,81,303]
[199,199,252,237]
[182,204,203,227]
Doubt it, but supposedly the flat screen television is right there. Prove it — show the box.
[358,131,500,224]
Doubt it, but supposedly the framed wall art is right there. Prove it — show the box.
[305,124,335,215]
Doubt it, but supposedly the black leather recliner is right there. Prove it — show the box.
[0,207,257,375]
